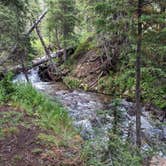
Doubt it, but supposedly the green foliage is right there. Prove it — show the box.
[0,86,5,104]
[0,111,22,138]
[81,139,107,166]
[37,133,68,147]
[30,39,45,57]
[97,66,166,109]
[81,134,142,166]
[0,4,17,50]
[141,67,166,109]
[47,0,78,48]
[12,83,72,131]
[71,36,94,61]
[108,133,142,166]
[63,76,82,89]
[37,133,59,146]
[0,80,73,135]
[111,99,123,134]
[98,76,115,95]
[0,72,14,102]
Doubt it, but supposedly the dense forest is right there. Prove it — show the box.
[0,0,165,165]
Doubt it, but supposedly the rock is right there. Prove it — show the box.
[74,120,94,140]
[150,156,166,166]
[141,117,163,142]
[162,126,166,141]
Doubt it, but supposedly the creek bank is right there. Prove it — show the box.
[14,68,166,161]
[0,105,83,166]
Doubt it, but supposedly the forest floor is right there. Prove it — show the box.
[0,105,83,166]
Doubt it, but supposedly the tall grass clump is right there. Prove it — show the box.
[0,74,73,135]
[12,83,73,133]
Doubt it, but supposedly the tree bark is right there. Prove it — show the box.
[35,25,54,66]
[35,25,60,77]
[11,50,63,74]
[136,0,143,148]
[26,9,47,36]
[20,49,29,82]
[55,28,61,50]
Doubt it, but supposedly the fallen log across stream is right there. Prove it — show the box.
[11,50,63,74]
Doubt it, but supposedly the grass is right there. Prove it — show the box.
[0,76,76,140]
[11,83,75,136]
[0,79,83,165]
[0,110,22,138]
[63,76,82,89]
[0,74,156,165]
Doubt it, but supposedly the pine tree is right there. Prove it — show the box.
[47,0,77,61]
[0,0,30,58]
[84,0,166,146]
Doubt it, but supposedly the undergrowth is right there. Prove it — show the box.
[63,76,82,89]
[98,67,166,109]
[81,134,144,166]
[70,36,95,62]
[0,75,74,137]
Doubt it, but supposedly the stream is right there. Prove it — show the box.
[13,68,166,157]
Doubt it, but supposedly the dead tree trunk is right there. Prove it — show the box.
[35,25,54,66]
[27,9,47,36]
[20,49,29,82]
[0,9,48,66]
[11,50,63,74]
[136,0,143,148]
[55,28,61,50]
[35,25,60,77]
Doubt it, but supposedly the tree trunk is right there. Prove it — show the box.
[20,49,29,82]
[63,20,68,61]
[55,28,61,50]
[136,0,143,148]
[35,25,54,66]
[11,50,63,74]
[26,9,48,36]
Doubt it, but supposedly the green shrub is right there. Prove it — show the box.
[81,139,107,166]
[31,39,45,57]
[108,133,142,166]
[63,76,82,89]
[0,85,5,103]
[98,67,166,109]
[81,134,142,166]
[141,67,166,109]
[0,72,14,103]
[98,75,115,95]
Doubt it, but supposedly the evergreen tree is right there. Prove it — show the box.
[84,0,166,146]
[47,0,77,60]
[0,0,30,60]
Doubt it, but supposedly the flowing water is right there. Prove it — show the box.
[13,68,166,157]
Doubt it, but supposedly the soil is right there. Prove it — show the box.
[0,105,83,166]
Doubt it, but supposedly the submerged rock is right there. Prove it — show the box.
[74,120,94,140]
